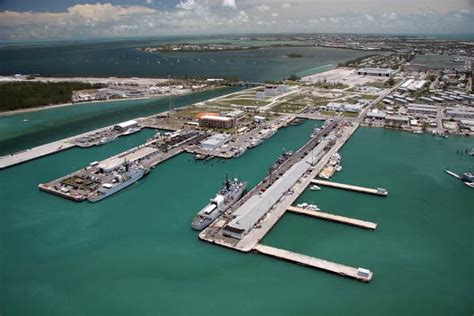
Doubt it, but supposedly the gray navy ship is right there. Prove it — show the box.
[192,176,247,231]
[87,164,148,202]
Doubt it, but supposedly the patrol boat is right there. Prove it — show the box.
[191,176,247,231]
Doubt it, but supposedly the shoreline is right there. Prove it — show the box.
[0,87,223,117]
[0,95,166,117]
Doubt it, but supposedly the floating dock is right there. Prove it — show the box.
[311,179,388,196]
[445,170,460,179]
[287,206,377,230]
[254,244,373,282]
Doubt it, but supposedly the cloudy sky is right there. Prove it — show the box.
[0,0,473,41]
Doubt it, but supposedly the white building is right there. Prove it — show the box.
[114,120,138,132]
[446,108,474,119]
[326,102,363,113]
[407,104,438,116]
[366,109,386,120]
[356,68,396,78]
[200,134,230,151]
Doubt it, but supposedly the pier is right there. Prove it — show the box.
[287,206,377,230]
[0,140,75,169]
[254,244,373,282]
[311,179,388,196]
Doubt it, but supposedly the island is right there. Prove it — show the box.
[143,43,257,53]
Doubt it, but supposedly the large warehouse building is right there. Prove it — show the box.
[356,68,396,78]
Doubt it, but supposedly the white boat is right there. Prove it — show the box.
[296,203,308,208]
[310,185,321,191]
[307,204,320,211]
[336,165,342,172]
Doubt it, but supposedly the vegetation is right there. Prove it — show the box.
[273,102,306,113]
[287,74,301,81]
[345,98,359,104]
[311,80,349,90]
[367,78,399,89]
[342,112,359,117]
[338,54,376,67]
[220,99,270,107]
[361,94,378,100]
[0,81,105,112]
[287,53,303,58]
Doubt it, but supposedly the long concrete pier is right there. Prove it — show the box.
[311,179,388,196]
[0,140,75,169]
[0,124,117,170]
[254,244,373,282]
[287,206,377,230]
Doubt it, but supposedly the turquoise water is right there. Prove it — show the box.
[412,54,464,69]
[0,87,241,155]
[0,123,472,315]
[264,128,473,315]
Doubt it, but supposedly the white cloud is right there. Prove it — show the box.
[222,0,237,9]
[66,3,156,22]
[364,13,374,21]
[0,1,473,40]
[257,4,270,12]
[177,0,196,10]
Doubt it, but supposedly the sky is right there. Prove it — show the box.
[0,0,473,41]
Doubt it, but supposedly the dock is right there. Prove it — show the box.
[0,140,75,169]
[311,179,388,196]
[287,206,377,230]
[445,170,460,179]
[254,244,373,282]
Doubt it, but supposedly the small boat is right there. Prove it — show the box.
[310,185,321,191]
[296,203,308,208]
[22,119,29,122]
[336,165,342,172]
[461,172,474,188]
[307,204,320,211]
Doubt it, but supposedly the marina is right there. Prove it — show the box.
[287,206,377,230]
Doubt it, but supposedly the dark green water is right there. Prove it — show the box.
[0,86,241,155]
[0,37,368,81]
[1,122,472,315]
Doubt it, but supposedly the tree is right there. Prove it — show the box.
[288,74,300,81]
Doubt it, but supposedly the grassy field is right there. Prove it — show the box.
[273,102,306,113]
[361,94,378,100]
[219,99,271,107]
[0,81,105,112]
[342,112,359,117]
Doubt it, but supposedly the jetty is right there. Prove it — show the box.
[254,244,373,282]
[287,206,377,230]
[311,179,388,196]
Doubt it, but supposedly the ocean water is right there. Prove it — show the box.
[0,122,472,315]
[0,37,368,82]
